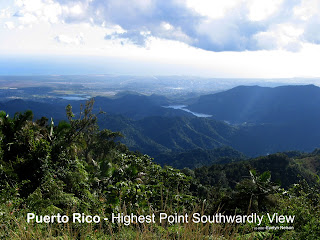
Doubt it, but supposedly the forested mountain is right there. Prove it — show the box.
[0,94,192,120]
[98,114,236,156]
[156,146,246,169]
[93,95,193,120]
[189,84,320,124]
[2,85,320,165]
[100,114,320,159]
[1,101,319,239]
[0,99,67,120]
[192,151,320,189]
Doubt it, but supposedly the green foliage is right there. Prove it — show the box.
[0,99,196,216]
[1,100,320,239]
[231,170,279,213]
[157,146,246,169]
[273,180,320,239]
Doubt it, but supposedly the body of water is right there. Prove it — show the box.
[163,105,212,118]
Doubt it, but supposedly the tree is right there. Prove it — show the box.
[234,169,280,213]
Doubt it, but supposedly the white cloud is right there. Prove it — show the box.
[247,0,284,21]
[292,0,320,45]
[1,0,320,78]
[0,7,12,19]
[161,22,173,31]
[186,0,242,19]
[293,0,320,21]
[14,0,62,26]
[69,4,83,15]
[4,21,15,29]
[6,0,320,52]
[254,23,304,51]
[55,33,84,45]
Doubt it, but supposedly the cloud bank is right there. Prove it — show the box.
[8,0,320,52]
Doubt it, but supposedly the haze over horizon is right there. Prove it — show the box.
[1,0,320,81]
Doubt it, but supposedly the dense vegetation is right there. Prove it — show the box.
[156,146,246,169]
[1,99,320,239]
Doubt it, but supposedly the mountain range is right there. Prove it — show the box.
[189,84,320,124]
[1,84,320,167]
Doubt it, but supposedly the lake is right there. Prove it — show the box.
[163,105,212,118]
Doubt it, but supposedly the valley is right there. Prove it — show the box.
[1,75,320,239]
[1,76,320,168]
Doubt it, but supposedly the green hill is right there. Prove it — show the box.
[1,100,320,239]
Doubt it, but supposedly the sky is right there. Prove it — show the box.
[1,0,320,78]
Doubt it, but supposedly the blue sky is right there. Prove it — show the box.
[1,0,320,78]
